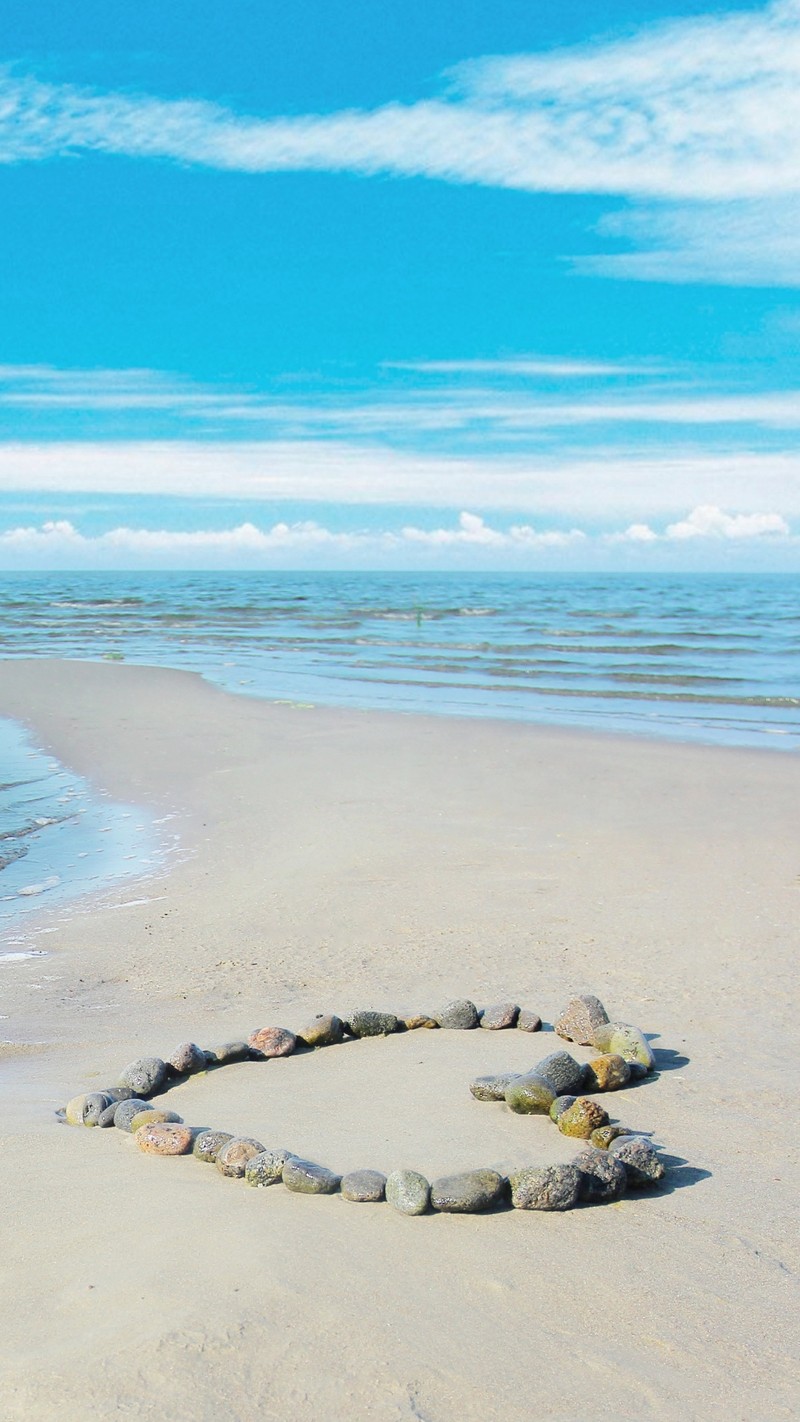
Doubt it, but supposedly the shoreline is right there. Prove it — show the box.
[1,658,798,1419]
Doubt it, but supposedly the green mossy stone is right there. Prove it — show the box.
[549,1094,577,1122]
[557,1097,609,1139]
[129,1108,183,1132]
[583,1054,631,1092]
[245,1148,295,1186]
[430,1169,507,1213]
[593,1022,656,1072]
[192,1130,234,1162]
[590,1125,631,1150]
[470,1073,519,1102]
[297,1014,345,1048]
[65,1093,91,1126]
[504,1073,556,1114]
[282,1158,341,1194]
[386,1170,430,1215]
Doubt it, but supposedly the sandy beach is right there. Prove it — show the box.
[1,657,797,1421]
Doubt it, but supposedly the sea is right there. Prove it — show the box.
[0,570,797,933]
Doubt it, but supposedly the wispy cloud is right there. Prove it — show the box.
[383,358,664,378]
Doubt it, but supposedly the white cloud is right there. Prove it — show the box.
[383,358,664,378]
[401,511,586,548]
[664,504,790,539]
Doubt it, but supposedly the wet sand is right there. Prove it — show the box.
[0,658,797,1421]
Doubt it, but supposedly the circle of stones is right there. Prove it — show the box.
[59,994,667,1215]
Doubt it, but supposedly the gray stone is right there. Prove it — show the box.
[593,1023,656,1072]
[479,1003,519,1030]
[504,1073,556,1114]
[517,1009,542,1033]
[246,1148,295,1187]
[341,1169,387,1202]
[204,1042,251,1065]
[348,1010,399,1037]
[386,1170,430,1215]
[435,999,479,1030]
[216,1137,266,1178]
[549,1094,577,1122]
[97,1103,119,1128]
[82,1092,113,1126]
[627,1061,649,1081]
[509,1164,581,1211]
[282,1158,341,1194]
[609,1135,665,1187]
[297,1014,345,1048]
[470,1073,519,1102]
[192,1130,234,1163]
[118,1056,167,1097]
[574,1147,628,1203]
[168,1042,206,1075]
[555,994,610,1047]
[533,1050,586,1097]
[101,1086,136,1103]
[113,1098,152,1132]
[430,1169,507,1213]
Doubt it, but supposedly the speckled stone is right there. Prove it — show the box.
[533,1051,586,1097]
[509,1164,581,1211]
[341,1169,387,1202]
[470,1073,519,1102]
[348,1010,399,1037]
[435,1000,479,1030]
[82,1093,113,1126]
[549,1094,577,1122]
[574,1147,628,1202]
[386,1170,430,1215]
[100,1086,136,1103]
[247,1026,297,1059]
[584,1054,631,1092]
[118,1056,167,1097]
[504,1073,556,1114]
[97,1102,119,1128]
[297,1014,344,1048]
[65,1093,91,1126]
[517,1009,542,1033]
[136,1122,193,1155]
[168,1042,207,1075]
[192,1129,234,1163]
[400,1014,439,1030]
[479,1003,520,1030]
[430,1169,507,1213]
[216,1136,266,1177]
[113,1098,152,1132]
[245,1148,295,1187]
[282,1158,341,1194]
[557,1097,609,1139]
[590,1125,632,1150]
[555,994,610,1047]
[204,1042,251,1066]
[593,1023,656,1072]
[129,1108,183,1132]
[608,1135,665,1187]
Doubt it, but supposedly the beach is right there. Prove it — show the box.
[1,657,797,1420]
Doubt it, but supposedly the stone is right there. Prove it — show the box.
[401,1014,439,1030]
[435,1000,479,1030]
[168,1042,206,1075]
[136,1123,193,1155]
[82,1093,113,1126]
[549,1094,577,1122]
[574,1147,627,1203]
[247,1026,297,1059]
[282,1158,341,1194]
[341,1169,387,1202]
[517,1010,542,1033]
[65,1093,91,1126]
[129,1109,183,1132]
[431,1169,507,1213]
[504,1073,556,1115]
[113,1098,152,1132]
[297,1014,345,1048]
[557,1097,609,1139]
[118,1056,167,1097]
[593,1023,656,1072]
[348,1011,399,1037]
[533,1051,586,1097]
[204,1042,251,1066]
[469,1073,519,1102]
[555,994,610,1047]
[216,1137,266,1178]
[101,1086,136,1103]
[97,1103,119,1128]
[509,1164,581,1211]
[590,1125,632,1150]
[386,1170,430,1215]
[192,1130,234,1163]
[479,1003,520,1030]
[627,1061,649,1081]
[609,1135,665,1187]
[584,1054,631,1092]
[245,1148,295,1187]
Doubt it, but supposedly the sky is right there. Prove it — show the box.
[0,0,798,571]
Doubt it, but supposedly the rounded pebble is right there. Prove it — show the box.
[341,1169,387,1202]
[584,1054,631,1092]
[430,1169,506,1213]
[65,1093,91,1126]
[479,1003,519,1030]
[245,1148,295,1187]
[435,1000,479,1030]
[82,1093,113,1126]
[113,1098,152,1132]
[593,1022,656,1072]
[192,1130,234,1163]
[574,1147,627,1202]
[97,1102,119,1128]
[504,1073,556,1114]
[590,1125,632,1150]
[129,1109,183,1132]
[549,1094,577,1122]
[282,1158,341,1194]
[608,1135,665,1187]
[247,1027,297,1059]
[517,1009,542,1033]
[386,1169,430,1215]
[297,1014,344,1048]
[509,1164,581,1211]
[216,1137,266,1177]
[533,1051,586,1097]
[101,1087,136,1103]
[557,1097,609,1139]
[118,1057,167,1097]
[136,1123,193,1155]
[348,1011,399,1037]
[204,1042,251,1066]
[470,1073,519,1102]
[168,1042,207,1075]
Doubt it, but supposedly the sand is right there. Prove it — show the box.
[0,658,797,1421]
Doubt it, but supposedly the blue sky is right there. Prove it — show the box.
[0,0,799,569]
